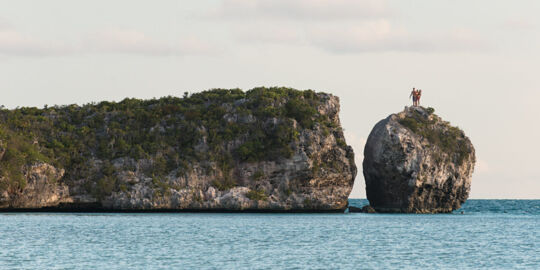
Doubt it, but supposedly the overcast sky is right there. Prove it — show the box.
[1,0,539,199]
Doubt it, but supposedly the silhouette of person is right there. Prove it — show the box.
[410,88,417,106]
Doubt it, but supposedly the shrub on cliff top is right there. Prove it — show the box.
[397,109,470,165]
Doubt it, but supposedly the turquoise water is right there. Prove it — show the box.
[1,200,538,269]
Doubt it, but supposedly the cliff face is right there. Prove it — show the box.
[0,88,356,212]
[0,163,69,208]
[363,106,475,213]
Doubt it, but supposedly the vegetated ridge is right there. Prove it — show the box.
[0,87,356,212]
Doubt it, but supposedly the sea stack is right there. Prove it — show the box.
[0,88,356,212]
[363,106,475,213]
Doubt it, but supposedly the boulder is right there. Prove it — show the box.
[348,205,376,213]
[361,205,377,213]
[363,106,475,213]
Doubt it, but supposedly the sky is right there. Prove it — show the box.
[0,0,539,199]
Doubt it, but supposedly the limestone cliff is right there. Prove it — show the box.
[0,163,69,208]
[0,88,356,212]
[363,106,475,213]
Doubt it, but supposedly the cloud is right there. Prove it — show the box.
[213,0,390,21]
[308,23,489,53]
[231,18,488,53]
[502,18,536,30]
[0,23,219,57]
[212,1,489,54]
[84,29,220,56]
[0,25,73,56]
[234,23,306,45]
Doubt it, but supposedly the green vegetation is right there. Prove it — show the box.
[0,87,339,193]
[212,176,236,191]
[0,126,50,192]
[246,189,267,201]
[336,138,347,148]
[398,109,471,165]
[252,170,264,181]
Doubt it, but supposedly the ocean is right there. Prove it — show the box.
[1,199,538,269]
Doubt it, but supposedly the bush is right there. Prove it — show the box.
[252,170,264,181]
[0,126,48,192]
[95,176,116,199]
[336,138,347,148]
[212,176,236,191]
[285,99,317,128]
[398,117,419,133]
[246,189,267,201]
[237,141,263,162]
[397,110,470,165]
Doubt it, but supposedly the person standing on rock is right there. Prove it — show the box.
[417,89,422,106]
[410,88,418,106]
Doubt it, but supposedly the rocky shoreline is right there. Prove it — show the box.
[0,203,348,213]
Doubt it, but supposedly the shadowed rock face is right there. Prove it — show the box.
[363,107,475,213]
[0,88,356,212]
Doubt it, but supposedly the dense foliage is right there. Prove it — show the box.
[0,87,337,193]
[246,189,268,201]
[0,127,50,192]
[398,107,471,165]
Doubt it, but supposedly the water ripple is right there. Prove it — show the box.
[0,200,538,269]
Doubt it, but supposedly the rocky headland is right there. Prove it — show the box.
[0,88,356,212]
[362,106,475,213]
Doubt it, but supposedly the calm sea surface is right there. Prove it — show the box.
[1,199,538,269]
